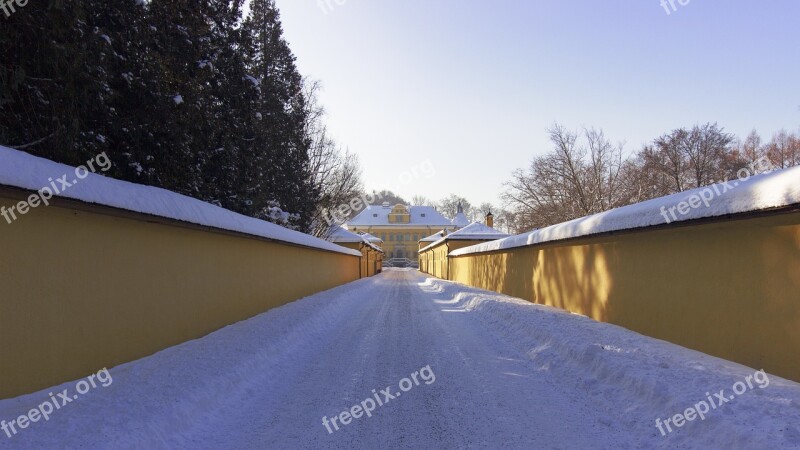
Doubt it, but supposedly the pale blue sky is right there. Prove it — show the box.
[273,0,800,206]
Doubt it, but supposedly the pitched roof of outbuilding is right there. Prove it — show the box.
[360,232,383,243]
[451,212,470,227]
[419,230,445,242]
[327,226,384,253]
[419,222,510,252]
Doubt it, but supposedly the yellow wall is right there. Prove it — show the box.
[419,239,496,279]
[0,192,360,399]
[448,211,800,382]
[335,242,383,277]
[419,239,499,279]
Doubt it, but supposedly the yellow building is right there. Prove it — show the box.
[347,202,460,261]
[327,226,385,277]
[418,216,510,278]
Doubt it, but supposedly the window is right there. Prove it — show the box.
[398,234,403,241]
[373,214,378,218]
[421,213,426,217]
[389,234,394,241]
[405,233,410,241]
[381,234,386,241]
[413,233,418,241]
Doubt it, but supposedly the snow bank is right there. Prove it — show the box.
[419,275,800,449]
[452,165,800,256]
[0,146,360,256]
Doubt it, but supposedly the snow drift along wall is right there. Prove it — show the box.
[447,210,800,382]
[0,188,360,399]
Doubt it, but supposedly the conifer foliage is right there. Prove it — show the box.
[0,0,339,232]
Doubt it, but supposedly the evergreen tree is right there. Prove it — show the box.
[242,0,317,230]
[0,0,337,233]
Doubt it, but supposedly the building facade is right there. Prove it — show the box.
[347,203,460,260]
[418,219,510,278]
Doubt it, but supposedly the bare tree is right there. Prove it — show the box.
[740,130,766,171]
[766,130,800,169]
[640,123,736,195]
[505,122,795,233]
[685,123,735,187]
[503,124,626,230]
[652,128,691,192]
[618,146,675,203]
[436,194,473,220]
[411,195,432,206]
[303,79,364,237]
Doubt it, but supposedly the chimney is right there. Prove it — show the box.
[486,211,494,228]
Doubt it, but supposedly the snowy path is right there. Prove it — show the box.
[2,269,800,449]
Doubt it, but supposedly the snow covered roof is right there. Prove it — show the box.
[420,222,510,252]
[419,230,445,243]
[327,226,366,243]
[348,205,453,227]
[360,232,383,243]
[451,212,470,227]
[364,241,384,253]
[326,227,384,253]
[0,146,361,257]
[452,165,800,257]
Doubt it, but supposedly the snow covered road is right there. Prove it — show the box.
[2,269,800,449]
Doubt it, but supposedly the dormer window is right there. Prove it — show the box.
[421,213,426,217]
[373,214,378,217]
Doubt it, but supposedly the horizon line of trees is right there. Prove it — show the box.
[344,123,798,236]
[362,124,799,235]
[1,0,362,236]
[502,123,800,233]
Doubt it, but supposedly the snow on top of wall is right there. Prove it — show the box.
[0,146,361,257]
[452,165,800,257]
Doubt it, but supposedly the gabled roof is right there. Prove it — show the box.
[419,230,445,243]
[360,232,383,243]
[420,222,510,252]
[327,226,384,253]
[348,205,453,227]
[327,226,366,243]
[451,212,470,227]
